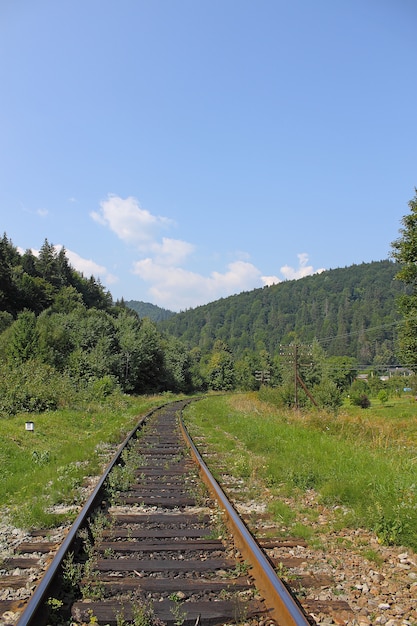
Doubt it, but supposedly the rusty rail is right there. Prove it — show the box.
[179,414,311,626]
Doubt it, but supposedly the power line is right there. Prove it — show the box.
[315,320,403,346]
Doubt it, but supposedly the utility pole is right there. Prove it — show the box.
[280,343,318,409]
[294,344,298,408]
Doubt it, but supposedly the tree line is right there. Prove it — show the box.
[0,236,193,414]
[157,259,405,366]
[2,185,417,417]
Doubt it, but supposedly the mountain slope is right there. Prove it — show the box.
[125,300,175,322]
[158,260,404,364]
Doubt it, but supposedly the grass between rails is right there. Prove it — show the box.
[183,393,417,552]
[0,392,180,529]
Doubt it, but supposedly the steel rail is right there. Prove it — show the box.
[16,408,156,626]
[179,415,311,626]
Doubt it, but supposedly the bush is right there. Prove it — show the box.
[348,379,371,408]
[88,375,120,400]
[0,360,74,416]
[349,393,371,408]
[313,379,342,412]
[378,389,389,405]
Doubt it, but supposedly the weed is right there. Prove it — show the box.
[46,597,63,625]
[267,499,295,525]
[106,445,142,502]
[224,560,250,578]
[361,548,384,566]
[186,476,209,506]
[32,449,51,465]
[62,551,83,593]
[290,522,314,541]
[168,593,187,626]
[207,510,228,539]
[81,574,106,601]
[374,512,405,546]
[275,561,297,582]
[90,510,112,542]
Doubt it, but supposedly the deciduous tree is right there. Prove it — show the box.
[391,189,417,367]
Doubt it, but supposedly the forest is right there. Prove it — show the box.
[157,259,404,365]
[0,233,410,416]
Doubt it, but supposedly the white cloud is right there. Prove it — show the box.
[150,237,195,266]
[280,253,325,280]
[132,258,263,311]
[64,248,118,285]
[90,195,326,309]
[261,275,281,287]
[36,208,48,217]
[91,194,173,248]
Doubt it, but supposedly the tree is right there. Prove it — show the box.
[312,378,343,413]
[161,335,192,392]
[0,234,18,312]
[7,310,39,363]
[36,239,60,287]
[391,189,417,367]
[204,340,235,391]
[323,356,358,391]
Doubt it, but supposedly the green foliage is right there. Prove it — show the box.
[0,268,191,403]
[125,299,175,321]
[88,375,120,400]
[391,189,417,367]
[159,260,402,365]
[0,229,408,404]
[312,378,343,412]
[203,340,236,390]
[7,310,39,363]
[0,234,113,318]
[106,443,142,502]
[348,379,371,408]
[161,335,192,392]
[377,389,389,404]
[116,601,160,626]
[184,394,417,551]
[0,394,167,527]
[0,359,73,415]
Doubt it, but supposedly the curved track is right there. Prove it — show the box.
[10,400,319,625]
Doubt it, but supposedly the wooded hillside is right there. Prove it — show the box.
[157,260,404,365]
[0,233,409,409]
[125,300,175,322]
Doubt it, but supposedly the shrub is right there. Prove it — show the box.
[0,359,74,416]
[313,378,342,412]
[88,375,120,400]
[352,393,371,409]
[378,389,389,405]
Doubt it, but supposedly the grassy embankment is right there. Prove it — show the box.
[0,393,179,529]
[183,393,417,552]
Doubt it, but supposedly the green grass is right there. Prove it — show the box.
[0,392,177,528]
[183,393,417,551]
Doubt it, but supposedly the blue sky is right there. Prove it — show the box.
[1,0,416,312]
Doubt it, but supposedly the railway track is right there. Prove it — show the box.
[0,400,352,626]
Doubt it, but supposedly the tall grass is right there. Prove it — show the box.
[184,394,417,551]
[0,392,174,528]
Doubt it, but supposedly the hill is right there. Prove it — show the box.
[125,300,175,322]
[158,260,405,365]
